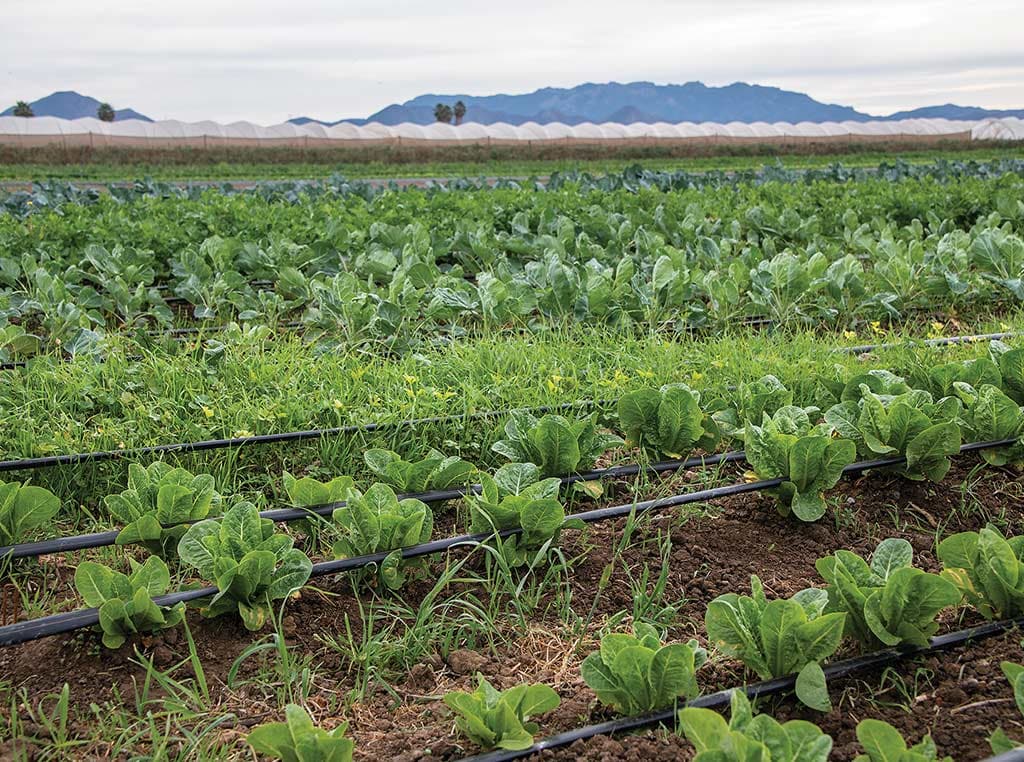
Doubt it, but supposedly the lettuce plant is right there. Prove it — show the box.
[954,383,1024,466]
[581,623,707,715]
[105,462,219,557]
[444,675,559,751]
[713,374,796,440]
[938,526,1024,619]
[854,719,951,762]
[364,448,475,492]
[0,479,60,545]
[909,356,1002,400]
[616,384,718,459]
[178,501,313,630]
[678,688,832,762]
[991,341,1024,405]
[466,463,580,566]
[989,661,1024,753]
[705,575,846,711]
[491,411,622,476]
[247,704,354,762]
[824,388,962,481]
[282,472,353,507]
[815,538,960,648]
[330,483,432,590]
[74,556,185,649]
[744,406,856,521]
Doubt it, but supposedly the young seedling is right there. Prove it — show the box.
[444,675,560,751]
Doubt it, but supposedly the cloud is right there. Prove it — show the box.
[4,0,1023,122]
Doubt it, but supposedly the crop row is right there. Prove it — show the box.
[2,162,1024,357]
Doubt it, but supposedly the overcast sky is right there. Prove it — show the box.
[5,0,1023,124]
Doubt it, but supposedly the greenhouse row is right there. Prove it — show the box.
[1,115,1023,148]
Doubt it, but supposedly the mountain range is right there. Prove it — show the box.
[1,91,151,122]
[292,81,1024,126]
[7,83,1024,126]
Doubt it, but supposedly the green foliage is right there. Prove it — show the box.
[617,384,719,460]
[247,704,354,762]
[938,526,1024,620]
[854,719,951,762]
[989,661,1024,753]
[580,623,707,715]
[364,448,475,492]
[466,463,578,566]
[824,388,962,481]
[282,472,353,507]
[74,556,184,649]
[991,341,1024,405]
[178,501,312,630]
[954,383,1024,466]
[815,538,960,648]
[443,675,559,751]
[705,575,845,711]
[0,479,60,545]
[713,374,799,441]
[105,462,219,557]
[330,483,432,589]
[491,411,622,476]
[909,356,1002,400]
[678,688,833,761]
[744,406,856,521]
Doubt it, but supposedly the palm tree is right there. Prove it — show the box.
[453,101,466,125]
[12,101,34,118]
[97,102,116,122]
[433,103,453,124]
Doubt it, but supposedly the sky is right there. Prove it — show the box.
[4,0,1023,124]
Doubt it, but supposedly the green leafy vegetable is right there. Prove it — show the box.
[954,383,1024,466]
[363,448,475,492]
[491,411,622,476]
[466,465,579,566]
[581,622,707,715]
[330,483,432,589]
[282,472,353,507]
[444,675,560,751]
[74,556,184,649]
[247,704,354,762]
[0,479,60,545]
[705,575,845,711]
[178,501,312,630]
[825,387,962,481]
[815,538,960,648]
[617,384,718,459]
[854,719,951,762]
[744,406,856,521]
[678,688,832,761]
[938,526,1024,620]
[105,462,219,557]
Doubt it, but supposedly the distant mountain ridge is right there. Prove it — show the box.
[1,91,151,122]
[292,81,1024,127]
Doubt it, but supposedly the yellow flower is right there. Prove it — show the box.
[234,429,254,438]
[332,399,344,410]
[843,330,857,340]
[406,388,416,399]
[931,321,944,332]
[869,321,882,334]
[691,371,703,382]
[403,374,418,385]
[202,405,214,418]
[637,369,655,379]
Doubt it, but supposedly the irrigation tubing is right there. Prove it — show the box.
[2,326,1018,465]
[987,752,1024,762]
[459,615,1024,762]
[0,438,1013,647]
[0,451,747,560]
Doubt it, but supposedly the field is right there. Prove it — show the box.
[3,152,1024,761]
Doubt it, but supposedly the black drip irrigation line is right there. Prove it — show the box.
[0,438,1012,647]
[835,330,1017,355]
[987,752,1024,762]
[0,398,618,474]
[0,451,747,560]
[459,615,1024,762]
